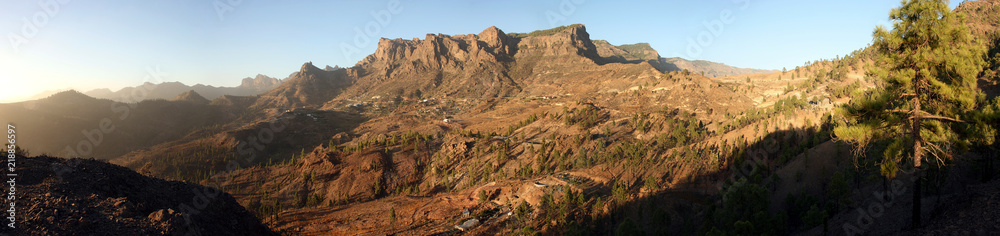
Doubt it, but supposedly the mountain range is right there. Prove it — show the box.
[83,74,283,102]
[2,1,999,234]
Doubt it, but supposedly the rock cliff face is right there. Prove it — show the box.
[512,24,601,61]
[345,26,523,100]
[252,24,728,108]
[506,25,662,95]
[360,26,517,68]
[336,24,658,102]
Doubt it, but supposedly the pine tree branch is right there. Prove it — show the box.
[886,109,966,123]
[916,112,965,123]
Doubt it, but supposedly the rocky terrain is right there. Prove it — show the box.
[15,155,274,235]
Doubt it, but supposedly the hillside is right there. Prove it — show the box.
[0,90,242,159]
[958,0,1000,98]
[15,155,274,235]
[957,0,1000,38]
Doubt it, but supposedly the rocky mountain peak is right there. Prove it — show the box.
[512,24,600,61]
[323,65,343,71]
[559,24,600,59]
[300,62,322,74]
[478,26,515,54]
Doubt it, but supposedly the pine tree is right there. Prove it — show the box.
[834,0,993,227]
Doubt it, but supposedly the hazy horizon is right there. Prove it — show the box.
[0,0,964,102]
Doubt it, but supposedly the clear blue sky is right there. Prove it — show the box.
[0,0,965,102]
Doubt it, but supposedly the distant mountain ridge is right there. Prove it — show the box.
[0,90,238,159]
[83,74,282,102]
[659,57,778,77]
[592,39,777,77]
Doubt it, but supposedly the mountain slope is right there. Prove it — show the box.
[957,0,1000,39]
[18,155,274,235]
[0,90,239,159]
[957,0,1000,97]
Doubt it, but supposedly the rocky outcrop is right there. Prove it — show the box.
[514,24,601,62]
[19,155,275,235]
[254,62,354,109]
[338,26,524,100]
[359,26,517,69]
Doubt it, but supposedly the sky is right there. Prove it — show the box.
[0,0,965,102]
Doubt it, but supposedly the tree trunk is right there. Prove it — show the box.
[987,150,996,182]
[913,99,923,168]
[912,175,921,228]
[911,93,923,228]
[882,177,889,201]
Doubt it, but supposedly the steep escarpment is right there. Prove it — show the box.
[343,26,522,100]
[506,25,664,96]
[594,41,660,63]
[331,24,670,101]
